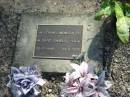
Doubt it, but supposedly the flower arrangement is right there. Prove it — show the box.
[61,61,112,97]
[7,65,46,97]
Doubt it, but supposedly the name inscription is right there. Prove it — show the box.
[34,25,83,59]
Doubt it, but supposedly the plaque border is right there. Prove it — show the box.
[32,25,83,60]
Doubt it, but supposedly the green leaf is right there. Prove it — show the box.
[125,3,130,17]
[125,17,130,26]
[95,0,113,20]
[115,2,124,18]
[100,0,111,8]
[116,17,129,43]
[115,2,129,43]
[95,5,112,20]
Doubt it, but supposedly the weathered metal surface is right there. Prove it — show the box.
[34,25,83,59]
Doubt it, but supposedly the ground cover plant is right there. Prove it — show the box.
[96,0,130,43]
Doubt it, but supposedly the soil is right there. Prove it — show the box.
[103,17,130,97]
[0,7,21,97]
[39,73,64,97]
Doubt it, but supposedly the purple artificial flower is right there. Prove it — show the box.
[7,65,46,97]
[89,71,112,97]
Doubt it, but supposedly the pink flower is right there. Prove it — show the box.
[61,72,80,97]
[61,62,112,97]
[61,62,98,97]
[70,61,98,79]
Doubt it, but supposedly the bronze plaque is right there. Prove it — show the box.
[34,25,83,59]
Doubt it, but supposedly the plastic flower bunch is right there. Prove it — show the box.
[61,61,112,97]
[7,65,46,97]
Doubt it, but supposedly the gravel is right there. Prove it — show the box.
[0,6,21,97]
[39,73,64,97]
[103,17,130,97]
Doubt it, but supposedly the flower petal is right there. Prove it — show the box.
[36,78,46,86]
[79,78,96,96]
[76,92,84,97]
[87,73,98,80]
[33,87,40,96]
[92,93,99,97]
[11,67,20,74]
[70,63,80,72]
[99,92,109,97]
[64,73,70,83]
[96,71,105,86]
[83,88,95,96]
[80,61,88,74]
[64,86,79,94]
[98,88,111,97]
[88,65,95,73]
[71,71,81,80]
[104,81,112,89]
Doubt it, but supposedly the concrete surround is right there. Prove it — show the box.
[14,13,102,72]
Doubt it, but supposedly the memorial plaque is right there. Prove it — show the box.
[34,25,83,59]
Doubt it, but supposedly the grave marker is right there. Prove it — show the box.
[34,25,83,59]
[14,14,102,72]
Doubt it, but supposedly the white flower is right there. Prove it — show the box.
[70,61,98,79]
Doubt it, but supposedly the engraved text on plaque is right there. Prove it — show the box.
[34,25,83,59]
